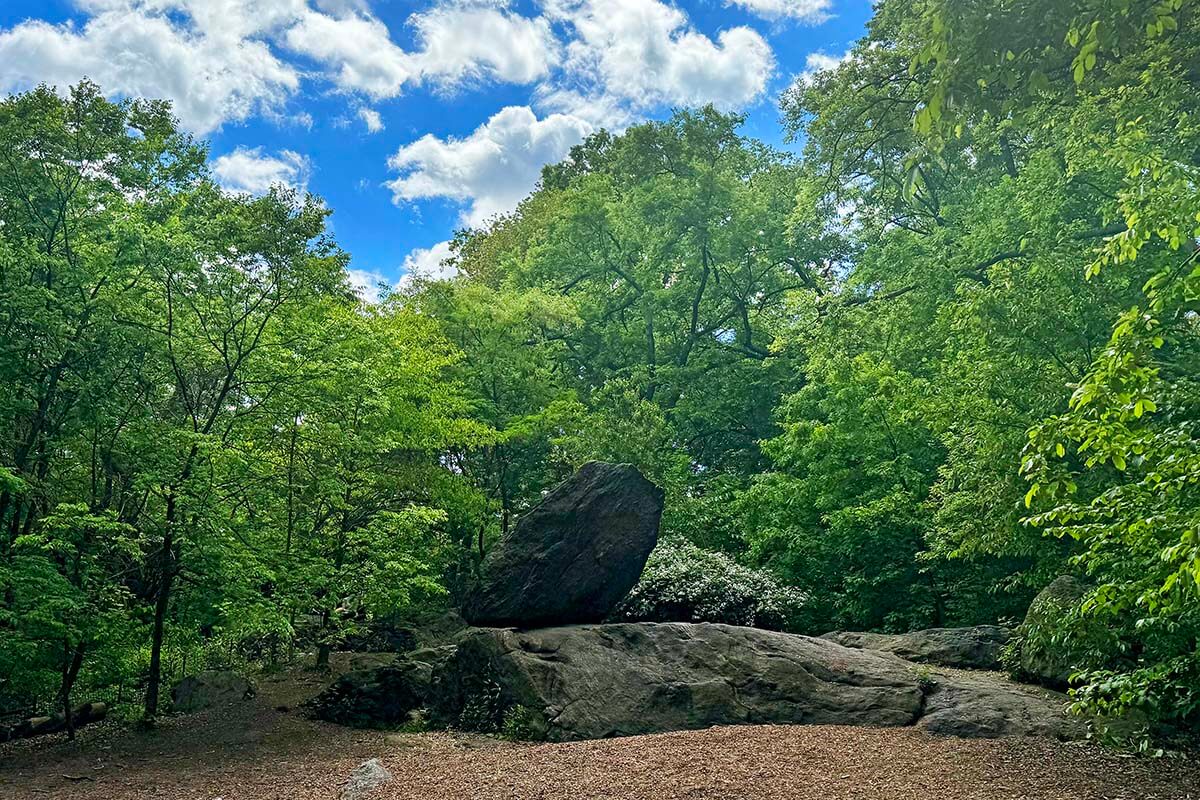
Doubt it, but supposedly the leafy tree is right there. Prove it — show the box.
[424,107,811,560]
[1,505,139,735]
[756,0,1165,632]
[740,351,947,631]
[415,282,580,557]
[964,0,1200,731]
[0,84,479,723]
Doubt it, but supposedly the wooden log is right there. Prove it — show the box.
[0,702,107,742]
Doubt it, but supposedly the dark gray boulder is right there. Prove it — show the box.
[821,625,1012,670]
[170,670,255,713]
[432,622,927,740]
[462,462,664,628]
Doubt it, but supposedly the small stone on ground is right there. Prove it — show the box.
[341,758,393,800]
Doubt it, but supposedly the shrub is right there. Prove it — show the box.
[500,704,546,741]
[455,673,505,733]
[613,538,808,631]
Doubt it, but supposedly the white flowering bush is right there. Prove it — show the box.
[614,539,808,631]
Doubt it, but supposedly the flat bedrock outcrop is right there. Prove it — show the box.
[821,625,1012,671]
[428,622,1079,741]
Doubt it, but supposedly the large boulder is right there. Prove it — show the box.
[170,670,255,713]
[821,625,1012,670]
[1012,575,1090,686]
[462,462,664,628]
[433,622,926,741]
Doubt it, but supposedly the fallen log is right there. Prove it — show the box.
[0,702,107,742]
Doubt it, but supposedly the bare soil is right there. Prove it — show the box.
[2,657,1196,800]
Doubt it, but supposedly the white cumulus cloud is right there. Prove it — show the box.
[345,267,395,303]
[794,49,852,85]
[726,0,833,23]
[400,239,458,285]
[358,107,385,133]
[0,6,299,134]
[211,146,311,195]
[284,1,560,99]
[284,9,413,98]
[386,105,593,227]
[545,0,775,116]
[0,0,562,132]
[409,2,560,89]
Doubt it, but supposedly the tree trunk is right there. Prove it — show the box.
[144,492,178,722]
[1,703,107,743]
[58,640,86,740]
[644,303,657,400]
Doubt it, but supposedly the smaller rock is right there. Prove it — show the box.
[310,646,455,727]
[342,623,418,654]
[408,610,468,648]
[1013,575,1090,686]
[821,626,1012,670]
[170,670,255,713]
[348,653,399,672]
[340,758,393,800]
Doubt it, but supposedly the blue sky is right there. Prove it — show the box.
[0,0,871,296]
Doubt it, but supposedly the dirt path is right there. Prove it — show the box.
[2,664,1196,800]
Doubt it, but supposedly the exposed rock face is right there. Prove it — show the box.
[1014,575,1090,686]
[821,626,1012,671]
[462,462,664,628]
[342,622,417,654]
[433,623,927,741]
[310,646,455,727]
[323,623,1078,742]
[170,670,255,713]
[918,670,1079,739]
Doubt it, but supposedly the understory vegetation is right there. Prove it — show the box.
[1,0,1197,742]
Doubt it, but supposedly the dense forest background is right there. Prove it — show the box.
[1,0,1197,739]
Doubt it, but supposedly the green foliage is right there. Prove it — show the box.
[0,83,480,721]
[500,704,545,741]
[2,0,1196,743]
[915,0,1200,733]
[417,105,809,590]
[740,353,945,632]
[454,672,546,740]
[912,666,938,694]
[613,538,808,631]
[455,672,506,733]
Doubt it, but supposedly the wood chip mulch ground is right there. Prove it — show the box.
[2,664,1197,800]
